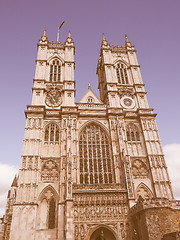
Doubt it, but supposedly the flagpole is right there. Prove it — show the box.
[57,21,65,42]
[57,27,60,42]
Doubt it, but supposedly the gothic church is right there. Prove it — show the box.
[1,29,180,240]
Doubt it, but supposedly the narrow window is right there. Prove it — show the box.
[126,124,140,142]
[44,123,59,144]
[48,198,56,229]
[49,59,61,82]
[116,63,129,84]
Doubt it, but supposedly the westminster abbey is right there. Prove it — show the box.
[0,29,180,240]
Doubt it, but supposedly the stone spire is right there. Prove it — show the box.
[68,29,71,38]
[125,34,133,48]
[43,27,46,37]
[101,32,110,49]
[11,175,18,187]
[39,27,48,43]
[65,30,74,46]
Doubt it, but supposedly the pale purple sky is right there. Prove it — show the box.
[0,1,179,180]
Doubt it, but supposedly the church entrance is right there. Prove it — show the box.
[90,227,116,240]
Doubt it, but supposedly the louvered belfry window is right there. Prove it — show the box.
[79,124,114,184]
[116,63,129,84]
[49,59,61,82]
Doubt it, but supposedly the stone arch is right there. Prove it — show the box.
[37,185,58,229]
[135,182,153,200]
[79,120,109,138]
[88,225,117,240]
[113,58,129,67]
[132,159,149,178]
[47,55,64,65]
[38,184,58,202]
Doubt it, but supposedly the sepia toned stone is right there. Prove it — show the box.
[0,30,179,240]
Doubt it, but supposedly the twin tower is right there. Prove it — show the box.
[1,29,180,240]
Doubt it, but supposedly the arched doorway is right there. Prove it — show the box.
[90,227,116,240]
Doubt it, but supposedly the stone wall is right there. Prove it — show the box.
[130,198,180,240]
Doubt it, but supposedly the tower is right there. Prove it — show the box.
[1,30,180,240]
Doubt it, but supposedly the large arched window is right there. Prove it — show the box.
[126,123,140,142]
[116,63,129,84]
[79,124,114,184]
[44,123,59,144]
[49,59,61,82]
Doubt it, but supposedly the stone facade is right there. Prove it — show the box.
[0,29,180,240]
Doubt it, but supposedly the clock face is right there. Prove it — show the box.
[124,98,132,107]
[45,89,62,107]
[120,96,135,109]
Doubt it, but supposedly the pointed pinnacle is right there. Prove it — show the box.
[102,32,106,41]
[125,33,129,43]
[43,27,47,36]
[68,30,71,38]
[88,82,91,89]
[11,175,18,187]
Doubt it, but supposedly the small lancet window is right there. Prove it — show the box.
[87,96,94,103]
[49,59,61,82]
[48,198,56,229]
[116,63,129,84]
[126,124,140,142]
[44,123,59,144]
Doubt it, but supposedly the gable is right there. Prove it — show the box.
[78,87,102,104]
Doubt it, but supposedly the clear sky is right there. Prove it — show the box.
[0,0,180,215]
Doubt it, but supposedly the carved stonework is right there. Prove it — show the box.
[73,192,128,222]
[118,86,134,98]
[45,85,62,107]
[135,183,153,200]
[41,160,59,181]
[132,159,149,178]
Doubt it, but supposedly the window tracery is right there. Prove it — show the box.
[38,187,57,229]
[79,124,114,184]
[132,159,149,178]
[41,160,59,181]
[135,183,153,200]
[44,123,59,144]
[49,59,61,82]
[126,124,140,142]
[116,63,129,84]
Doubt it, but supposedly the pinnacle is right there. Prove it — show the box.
[43,27,47,37]
[11,175,18,187]
[102,32,106,41]
[68,30,71,38]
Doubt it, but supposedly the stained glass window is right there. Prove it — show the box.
[79,124,114,184]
